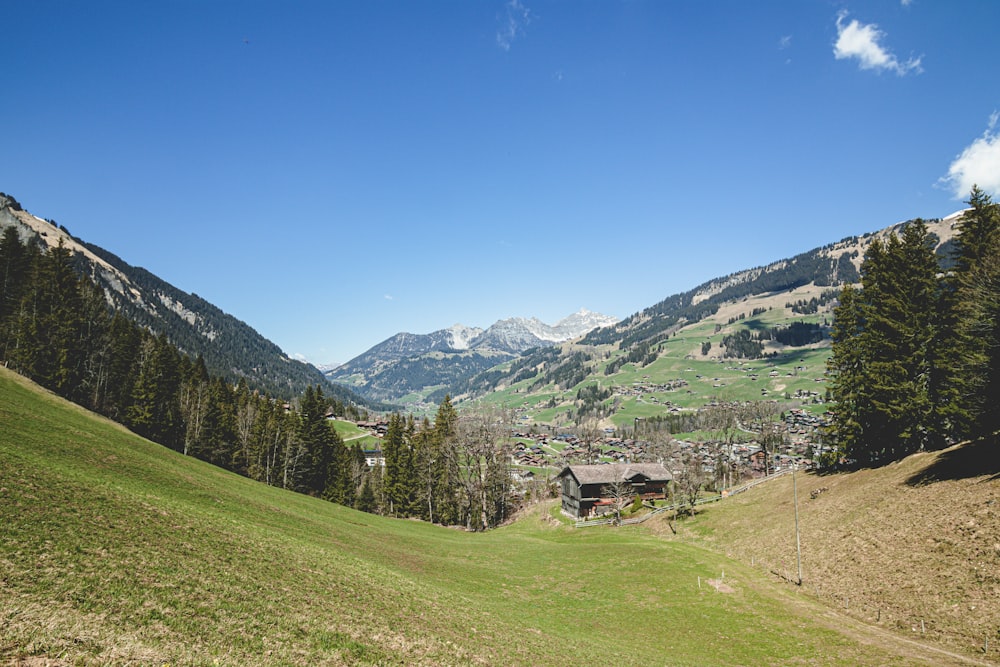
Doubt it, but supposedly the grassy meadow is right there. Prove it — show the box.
[0,367,976,666]
[483,288,835,432]
[663,441,1000,663]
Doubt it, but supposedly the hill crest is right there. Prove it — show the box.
[0,193,364,401]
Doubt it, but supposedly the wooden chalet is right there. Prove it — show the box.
[556,463,672,519]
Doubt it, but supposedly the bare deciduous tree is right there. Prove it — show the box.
[601,469,636,524]
[674,446,708,516]
[739,400,782,476]
[455,405,515,530]
[575,416,604,464]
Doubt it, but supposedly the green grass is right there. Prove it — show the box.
[482,298,835,429]
[0,367,943,665]
[329,418,381,448]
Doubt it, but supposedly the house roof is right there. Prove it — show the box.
[557,463,672,485]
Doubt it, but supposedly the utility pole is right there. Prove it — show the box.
[793,463,802,585]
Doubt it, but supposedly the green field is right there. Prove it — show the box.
[478,295,834,430]
[0,367,950,665]
[329,418,381,448]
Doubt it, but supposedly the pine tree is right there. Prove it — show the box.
[356,475,376,513]
[951,187,1000,437]
[827,221,944,465]
[295,385,333,495]
[382,413,411,516]
[9,241,86,397]
[0,227,32,330]
[322,428,352,506]
[127,333,182,448]
[430,396,461,525]
[103,312,142,421]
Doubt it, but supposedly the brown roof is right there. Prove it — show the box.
[557,463,671,485]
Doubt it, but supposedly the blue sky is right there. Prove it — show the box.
[4,1,1000,365]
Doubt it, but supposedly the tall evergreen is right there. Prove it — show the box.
[382,413,411,516]
[827,221,944,465]
[127,333,182,449]
[9,241,87,397]
[430,396,461,525]
[826,284,866,460]
[295,385,333,495]
[951,187,1000,437]
[0,227,33,329]
[103,312,142,420]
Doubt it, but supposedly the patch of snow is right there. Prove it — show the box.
[446,323,483,350]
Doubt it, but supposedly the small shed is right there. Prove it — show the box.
[556,463,672,518]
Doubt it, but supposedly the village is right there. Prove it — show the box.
[510,406,828,478]
[351,406,830,496]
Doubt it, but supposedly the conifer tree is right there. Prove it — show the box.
[356,475,376,513]
[0,227,32,333]
[382,413,409,516]
[827,221,943,465]
[9,241,86,397]
[127,333,182,449]
[103,312,141,420]
[322,428,352,506]
[951,187,1000,437]
[295,385,333,495]
[430,396,461,525]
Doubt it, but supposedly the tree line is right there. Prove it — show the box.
[0,229,516,528]
[826,187,1000,466]
[375,398,515,530]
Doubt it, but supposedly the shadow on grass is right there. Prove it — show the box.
[905,437,1000,486]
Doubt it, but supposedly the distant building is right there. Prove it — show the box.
[556,463,672,518]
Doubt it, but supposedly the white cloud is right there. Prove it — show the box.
[942,113,1000,199]
[384,294,394,301]
[496,0,532,52]
[834,10,922,75]
[901,0,913,6]
[778,35,792,50]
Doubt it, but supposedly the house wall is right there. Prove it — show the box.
[560,475,583,517]
[559,470,671,518]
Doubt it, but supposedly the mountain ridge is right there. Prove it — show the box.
[325,309,619,404]
[0,193,379,406]
[448,213,965,413]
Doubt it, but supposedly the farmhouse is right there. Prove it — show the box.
[556,463,672,518]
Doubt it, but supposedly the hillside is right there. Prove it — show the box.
[660,443,1000,661]
[0,193,365,402]
[0,366,970,666]
[459,213,965,431]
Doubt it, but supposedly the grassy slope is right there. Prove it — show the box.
[0,367,980,666]
[658,445,1000,662]
[479,286,834,430]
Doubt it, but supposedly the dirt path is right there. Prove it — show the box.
[747,575,996,667]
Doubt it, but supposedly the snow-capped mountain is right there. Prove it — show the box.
[445,323,483,350]
[551,308,621,340]
[326,309,618,403]
[469,310,621,354]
